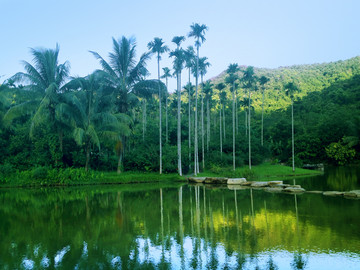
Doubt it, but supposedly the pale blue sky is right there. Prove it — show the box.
[1,0,359,92]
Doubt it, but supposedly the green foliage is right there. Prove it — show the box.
[326,141,356,165]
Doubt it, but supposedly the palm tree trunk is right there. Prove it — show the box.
[188,69,192,171]
[201,88,205,170]
[166,77,169,144]
[117,151,122,174]
[85,143,91,172]
[143,100,146,142]
[235,89,238,135]
[220,106,222,156]
[261,89,264,146]
[245,110,247,136]
[194,45,199,175]
[223,104,226,140]
[177,71,182,175]
[292,99,295,172]
[158,55,162,174]
[232,86,236,171]
[248,88,252,170]
[207,99,210,152]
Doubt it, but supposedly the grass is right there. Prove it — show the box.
[195,163,322,181]
[0,163,321,188]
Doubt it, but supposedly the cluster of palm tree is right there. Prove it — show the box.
[3,22,302,175]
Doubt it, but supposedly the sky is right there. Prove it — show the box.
[1,0,359,92]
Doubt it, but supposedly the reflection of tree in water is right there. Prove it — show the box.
[326,166,359,191]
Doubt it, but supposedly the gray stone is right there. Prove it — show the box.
[265,187,284,193]
[227,178,247,185]
[268,181,283,186]
[188,177,206,183]
[251,182,269,188]
[205,177,228,184]
[283,187,306,193]
[323,191,344,197]
[240,181,254,186]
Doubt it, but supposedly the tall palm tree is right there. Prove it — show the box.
[5,44,70,166]
[170,48,185,175]
[242,66,256,170]
[161,67,172,143]
[184,46,195,168]
[148,37,169,174]
[215,83,226,156]
[197,57,211,170]
[91,36,163,173]
[284,81,299,172]
[188,23,208,175]
[259,75,270,146]
[226,63,240,171]
[202,80,213,152]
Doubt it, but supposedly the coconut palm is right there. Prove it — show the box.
[259,75,270,146]
[284,81,299,172]
[226,63,240,171]
[161,67,172,143]
[188,23,208,175]
[148,37,169,174]
[65,72,131,171]
[91,36,164,173]
[5,44,70,165]
[242,66,256,170]
[184,46,196,167]
[170,48,185,175]
[215,83,226,155]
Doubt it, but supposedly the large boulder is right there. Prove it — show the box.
[205,177,228,184]
[251,182,269,188]
[344,190,360,198]
[188,177,206,183]
[227,178,247,185]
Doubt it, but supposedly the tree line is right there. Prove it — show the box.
[1,24,359,176]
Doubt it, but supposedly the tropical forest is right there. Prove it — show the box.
[1,20,360,270]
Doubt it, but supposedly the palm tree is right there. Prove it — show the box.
[226,63,240,171]
[161,67,172,143]
[91,36,163,173]
[202,80,213,152]
[284,81,299,172]
[65,72,131,171]
[148,37,169,174]
[5,44,70,166]
[188,23,208,175]
[242,66,256,170]
[198,57,211,170]
[259,75,270,146]
[215,83,226,155]
[170,48,185,175]
[184,46,195,168]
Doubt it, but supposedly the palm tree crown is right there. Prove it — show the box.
[171,36,186,49]
[188,23,208,47]
[147,37,169,61]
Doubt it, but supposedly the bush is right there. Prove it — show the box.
[32,166,48,180]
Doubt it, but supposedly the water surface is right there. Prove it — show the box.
[0,169,359,269]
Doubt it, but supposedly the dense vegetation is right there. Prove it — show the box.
[1,28,359,180]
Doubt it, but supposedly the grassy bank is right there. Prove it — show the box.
[0,167,184,188]
[0,163,321,187]
[195,163,323,180]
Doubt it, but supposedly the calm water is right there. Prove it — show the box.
[0,168,359,269]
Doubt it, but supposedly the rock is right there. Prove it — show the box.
[272,184,290,188]
[268,181,283,186]
[240,181,254,186]
[205,177,228,184]
[265,187,283,193]
[306,191,323,194]
[343,190,360,198]
[227,184,247,190]
[227,178,247,185]
[283,187,306,193]
[188,177,206,183]
[251,182,269,188]
[323,191,344,197]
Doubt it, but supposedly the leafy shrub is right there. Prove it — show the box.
[32,166,48,180]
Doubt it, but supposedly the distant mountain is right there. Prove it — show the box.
[210,56,360,111]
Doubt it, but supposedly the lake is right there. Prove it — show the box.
[0,167,359,269]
